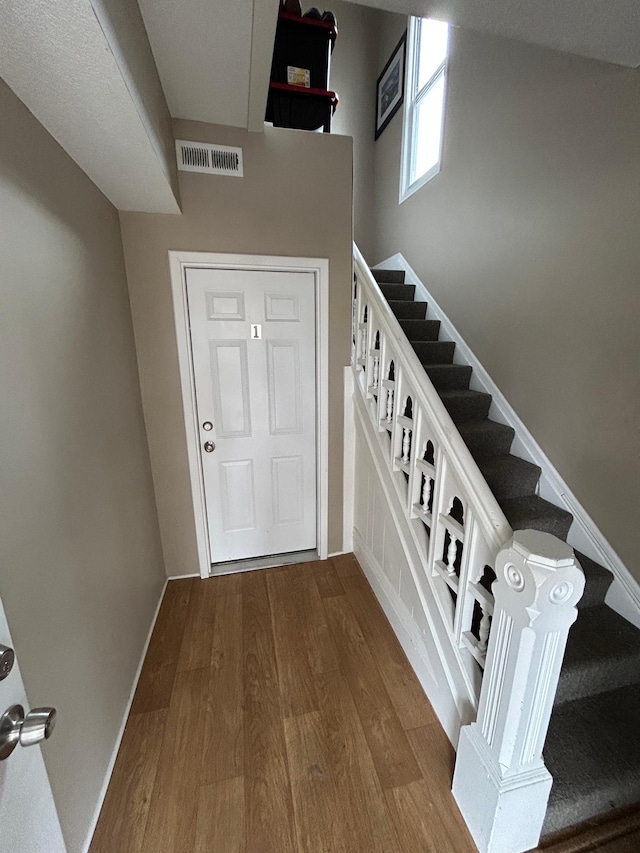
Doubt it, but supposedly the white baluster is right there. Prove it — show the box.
[453,531,585,853]
[372,355,379,389]
[360,326,367,361]
[446,534,457,575]
[402,427,411,463]
[386,387,394,422]
[421,476,432,514]
[477,607,490,653]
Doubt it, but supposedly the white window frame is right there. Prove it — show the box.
[400,16,449,202]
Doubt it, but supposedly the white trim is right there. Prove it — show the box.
[342,366,355,553]
[374,252,640,626]
[83,577,168,853]
[169,251,329,578]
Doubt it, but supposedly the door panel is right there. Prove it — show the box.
[0,598,66,852]
[186,267,317,566]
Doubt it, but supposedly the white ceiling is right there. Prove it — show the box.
[354,0,640,67]
[138,0,275,128]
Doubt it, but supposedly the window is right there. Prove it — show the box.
[400,17,449,201]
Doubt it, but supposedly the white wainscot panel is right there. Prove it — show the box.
[220,460,256,531]
[265,292,300,321]
[206,290,245,320]
[210,340,251,437]
[267,341,302,435]
[271,456,303,525]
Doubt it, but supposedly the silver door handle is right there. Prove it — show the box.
[0,704,57,760]
[204,441,215,453]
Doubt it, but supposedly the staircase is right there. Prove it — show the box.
[372,267,640,837]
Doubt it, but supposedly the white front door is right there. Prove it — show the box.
[0,597,66,852]
[186,267,317,566]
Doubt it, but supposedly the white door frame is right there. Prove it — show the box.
[169,251,329,579]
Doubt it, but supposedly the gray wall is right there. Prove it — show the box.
[0,79,166,850]
[330,0,381,261]
[120,119,353,576]
[373,25,640,580]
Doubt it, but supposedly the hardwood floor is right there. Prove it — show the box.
[90,554,638,852]
[90,555,476,852]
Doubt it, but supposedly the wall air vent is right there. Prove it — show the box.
[175,140,243,177]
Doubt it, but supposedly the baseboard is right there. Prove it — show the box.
[82,578,168,853]
[374,253,640,629]
[166,572,200,580]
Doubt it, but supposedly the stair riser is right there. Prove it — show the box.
[578,578,613,610]
[399,319,441,341]
[372,269,405,284]
[480,467,540,500]
[555,658,640,705]
[412,341,456,364]
[425,365,472,391]
[441,394,492,423]
[380,283,416,301]
[508,512,572,541]
[460,427,514,456]
[388,301,427,319]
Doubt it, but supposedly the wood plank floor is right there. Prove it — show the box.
[90,555,636,852]
[90,555,475,852]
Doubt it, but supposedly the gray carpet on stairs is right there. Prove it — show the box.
[371,266,640,837]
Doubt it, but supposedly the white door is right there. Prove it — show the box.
[0,597,66,852]
[186,267,317,565]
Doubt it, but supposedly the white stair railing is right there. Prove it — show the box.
[352,245,585,853]
[353,245,512,679]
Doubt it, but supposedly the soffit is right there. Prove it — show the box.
[138,0,257,127]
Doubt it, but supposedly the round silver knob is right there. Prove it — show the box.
[204,441,215,453]
[0,704,57,760]
[20,707,57,747]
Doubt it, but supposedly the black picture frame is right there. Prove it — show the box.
[375,31,407,140]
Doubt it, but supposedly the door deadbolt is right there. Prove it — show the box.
[204,441,215,453]
[202,421,213,431]
[0,644,15,682]
[0,704,57,760]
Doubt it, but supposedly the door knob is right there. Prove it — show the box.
[0,704,57,760]
[204,441,215,453]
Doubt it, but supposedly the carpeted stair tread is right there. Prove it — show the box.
[380,282,415,301]
[543,684,640,834]
[388,300,428,319]
[474,453,542,500]
[411,340,456,364]
[574,551,614,610]
[372,268,405,284]
[399,319,441,340]
[555,605,640,703]
[499,494,573,539]
[425,364,473,391]
[457,419,515,456]
[439,389,492,422]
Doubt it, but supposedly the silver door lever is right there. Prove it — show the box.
[0,704,57,760]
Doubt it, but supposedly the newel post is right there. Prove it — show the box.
[452,530,585,853]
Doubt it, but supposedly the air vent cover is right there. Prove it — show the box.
[175,140,243,177]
